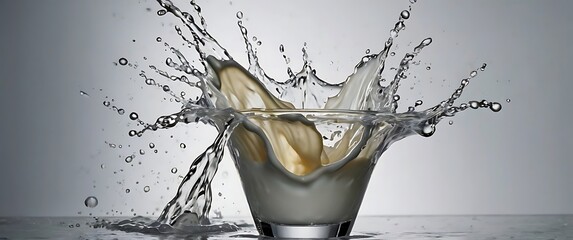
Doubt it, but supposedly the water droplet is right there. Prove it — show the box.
[157,10,167,16]
[129,130,137,137]
[421,124,435,137]
[365,49,371,54]
[256,41,262,46]
[426,66,431,70]
[125,155,133,163]
[410,0,417,3]
[469,101,479,109]
[448,120,454,125]
[162,85,170,92]
[461,79,469,86]
[149,143,155,149]
[180,143,186,149]
[236,11,243,19]
[415,100,423,107]
[156,37,162,42]
[218,192,222,197]
[401,10,410,19]
[139,149,145,155]
[506,98,511,103]
[117,109,125,115]
[103,101,110,107]
[129,112,138,120]
[118,58,128,66]
[470,71,478,78]
[75,223,80,227]
[145,78,156,85]
[100,164,105,169]
[279,44,284,53]
[84,196,98,208]
[390,52,396,56]
[480,63,487,71]
[125,189,130,193]
[171,167,178,174]
[393,95,400,101]
[80,91,89,97]
[490,102,502,112]
[144,186,150,192]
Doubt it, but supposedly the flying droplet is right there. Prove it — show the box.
[448,120,454,125]
[118,58,128,66]
[490,102,502,112]
[129,130,137,137]
[279,44,284,53]
[129,112,139,120]
[144,186,150,192]
[415,100,423,107]
[149,143,155,149]
[506,98,511,103]
[421,124,435,137]
[400,10,410,19]
[236,11,243,19]
[480,63,487,71]
[365,49,371,54]
[157,10,167,16]
[103,101,110,107]
[218,192,222,197]
[393,95,400,101]
[426,66,431,70]
[125,155,133,163]
[470,71,478,78]
[180,143,186,149]
[125,189,130,193]
[139,149,145,155]
[80,91,89,97]
[117,109,125,115]
[171,167,178,174]
[162,85,170,92]
[84,196,98,208]
[100,164,105,169]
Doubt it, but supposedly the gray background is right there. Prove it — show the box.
[0,0,572,217]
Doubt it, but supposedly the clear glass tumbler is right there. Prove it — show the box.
[228,110,386,238]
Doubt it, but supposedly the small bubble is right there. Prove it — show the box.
[490,102,502,112]
[400,10,410,19]
[180,143,186,149]
[171,167,178,174]
[128,130,137,137]
[139,149,145,155]
[84,196,98,208]
[103,101,110,107]
[506,98,511,103]
[117,109,125,115]
[144,186,150,192]
[236,11,243,19]
[129,112,139,120]
[125,189,130,193]
[118,58,128,66]
[162,85,170,92]
[157,10,167,16]
[125,155,133,163]
[75,223,80,227]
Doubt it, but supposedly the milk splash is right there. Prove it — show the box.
[110,0,502,232]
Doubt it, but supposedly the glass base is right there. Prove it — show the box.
[253,218,354,238]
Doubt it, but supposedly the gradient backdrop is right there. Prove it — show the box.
[1,0,572,217]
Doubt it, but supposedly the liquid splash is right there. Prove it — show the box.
[106,0,502,234]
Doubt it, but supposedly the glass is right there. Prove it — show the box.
[227,110,386,238]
